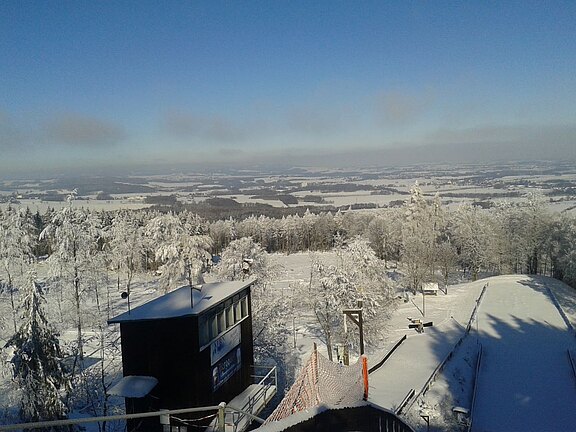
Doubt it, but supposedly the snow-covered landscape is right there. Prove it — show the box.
[3,161,576,216]
[1,176,576,431]
[2,2,576,431]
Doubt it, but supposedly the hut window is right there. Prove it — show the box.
[210,316,218,339]
[234,302,241,322]
[217,311,225,333]
[226,306,234,328]
[200,319,210,346]
[241,296,248,318]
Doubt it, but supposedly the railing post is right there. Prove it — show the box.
[218,402,226,432]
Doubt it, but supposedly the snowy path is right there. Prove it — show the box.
[367,280,486,411]
[368,319,465,410]
[472,275,576,432]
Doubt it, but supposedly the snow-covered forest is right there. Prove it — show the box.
[1,184,576,429]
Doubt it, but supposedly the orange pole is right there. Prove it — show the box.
[362,355,369,400]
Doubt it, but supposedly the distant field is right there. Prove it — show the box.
[0,199,153,213]
[2,161,575,214]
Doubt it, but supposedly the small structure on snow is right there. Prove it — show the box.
[422,282,439,295]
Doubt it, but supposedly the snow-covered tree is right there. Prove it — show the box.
[209,218,236,254]
[339,238,396,344]
[215,237,286,356]
[492,202,526,273]
[107,210,145,297]
[302,238,396,360]
[549,215,576,285]
[400,183,437,293]
[522,192,549,274]
[436,240,458,291]
[145,213,212,292]
[4,274,69,427]
[451,204,494,280]
[304,258,353,361]
[40,193,102,366]
[367,211,401,266]
[0,206,36,332]
[215,237,274,282]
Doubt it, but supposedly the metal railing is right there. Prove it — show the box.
[546,286,576,336]
[467,344,483,432]
[568,349,576,384]
[0,367,277,432]
[0,403,270,432]
[395,388,415,415]
[228,365,277,432]
[0,406,224,431]
[369,335,407,374]
[403,283,489,416]
[466,283,488,333]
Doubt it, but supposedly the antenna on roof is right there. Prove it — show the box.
[191,284,203,309]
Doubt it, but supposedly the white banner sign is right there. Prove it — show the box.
[211,324,241,366]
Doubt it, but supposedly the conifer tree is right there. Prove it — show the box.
[145,213,212,292]
[5,275,69,428]
[0,206,36,333]
[40,192,102,369]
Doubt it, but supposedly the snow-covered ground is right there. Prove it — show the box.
[0,199,153,213]
[368,280,485,411]
[225,257,576,432]
[400,275,576,432]
[471,276,576,432]
[3,250,576,432]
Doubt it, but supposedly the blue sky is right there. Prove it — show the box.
[1,1,575,176]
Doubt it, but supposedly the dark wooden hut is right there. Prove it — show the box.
[108,279,256,431]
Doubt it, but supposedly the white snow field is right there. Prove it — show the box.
[471,275,576,432]
[368,279,486,411]
[369,319,464,409]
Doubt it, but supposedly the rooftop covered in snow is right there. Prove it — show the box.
[108,279,256,323]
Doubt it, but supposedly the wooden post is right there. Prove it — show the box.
[312,343,319,385]
[422,286,426,317]
[343,300,365,357]
[312,342,321,404]
[358,307,364,355]
[343,315,350,365]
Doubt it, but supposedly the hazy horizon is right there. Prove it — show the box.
[1,2,575,177]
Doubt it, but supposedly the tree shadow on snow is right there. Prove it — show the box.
[517,275,576,331]
[416,277,576,432]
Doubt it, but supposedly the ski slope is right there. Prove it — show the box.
[368,279,486,411]
[368,319,465,410]
[472,275,576,431]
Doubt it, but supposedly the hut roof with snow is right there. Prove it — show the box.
[109,278,257,323]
